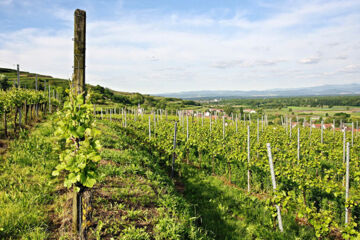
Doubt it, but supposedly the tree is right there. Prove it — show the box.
[224,105,234,116]
[0,74,11,90]
[156,99,167,109]
[240,107,244,115]
[131,93,145,105]
[89,92,104,104]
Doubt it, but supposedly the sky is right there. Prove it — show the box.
[0,0,359,94]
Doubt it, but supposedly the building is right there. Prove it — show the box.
[244,109,257,114]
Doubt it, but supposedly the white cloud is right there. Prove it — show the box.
[299,57,320,64]
[0,0,359,93]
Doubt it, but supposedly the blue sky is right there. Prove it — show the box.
[0,0,359,94]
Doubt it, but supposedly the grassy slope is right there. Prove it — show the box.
[0,117,210,239]
[114,118,320,240]
[180,167,316,239]
[0,120,59,239]
[84,120,210,239]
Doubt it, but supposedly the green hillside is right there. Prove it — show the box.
[0,67,200,110]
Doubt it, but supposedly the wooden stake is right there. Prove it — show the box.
[247,126,251,192]
[345,142,350,225]
[297,127,300,162]
[148,116,151,139]
[266,143,284,232]
[171,121,178,178]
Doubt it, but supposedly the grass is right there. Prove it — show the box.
[51,120,211,239]
[116,119,323,239]
[179,167,316,239]
[0,115,338,239]
[0,120,59,239]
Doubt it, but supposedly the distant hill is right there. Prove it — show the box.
[0,67,194,109]
[156,83,360,99]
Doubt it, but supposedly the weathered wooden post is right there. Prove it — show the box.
[17,64,20,87]
[72,9,89,240]
[73,9,86,96]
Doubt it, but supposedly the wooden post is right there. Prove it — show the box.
[222,116,225,139]
[247,126,251,192]
[171,121,178,178]
[35,74,39,119]
[309,119,312,146]
[297,127,300,162]
[351,122,354,147]
[17,64,20,88]
[257,118,259,143]
[345,142,350,225]
[73,9,86,95]
[266,143,284,232]
[72,9,89,240]
[321,120,324,144]
[202,112,204,126]
[186,115,189,141]
[236,117,238,133]
[153,112,155,133]
[148,116,151,139]
[343,129,346,163]
[48,84,51,113]
[3,112,7,138]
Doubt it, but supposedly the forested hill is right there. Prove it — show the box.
[0,67,200,109]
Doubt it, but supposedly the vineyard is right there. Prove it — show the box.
[1,4,359,240]
[93,109,360,239]
[0,87,60,140]
[1,87,360,238]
